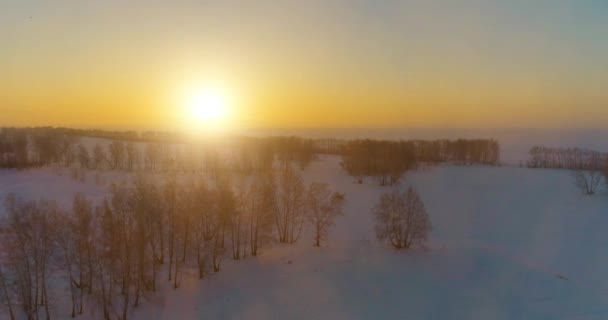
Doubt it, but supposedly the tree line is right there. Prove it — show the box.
[0,163,345,320]
[527,146,608,170]
[340,139,500,185]
[525,146,608,196]
[1,127,499,182]
[0,128,317,173]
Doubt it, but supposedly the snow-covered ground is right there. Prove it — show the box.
[1,155,608,319]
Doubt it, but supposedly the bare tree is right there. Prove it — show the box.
[59,135,79,167]
[0,265,15,320]
[190,180,216,279]
[144,179,165,290]
[204,148,222,183]
[274,164,306,244]
[93,199,118,320]
[306,183,346,247]
[247,171,275,256]
[77,144,90,170]
[125,142,139,171]
[144,143,162,171]
[231,177,249,260]
[52,194,95,318]
[574,170,603,195]
[74,194,95,293]
[373,187,432,249]
[127,175,165,293]
[54,208,80,318]
[108,140,126,170]
[163,175,184,285]
[108,183,137,320]
[93,144,106,170]
[1,195,59,320]
[213,181,235,271]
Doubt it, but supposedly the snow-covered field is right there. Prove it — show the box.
[1,155,608,319]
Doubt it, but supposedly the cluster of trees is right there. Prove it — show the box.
[341,140,416,186]
[75,141,145,171]
[340,139,500,185]
[373,187,432,249]
[527,146,608,170]
[229,137,316,175]
[3,135,217,174]
[0,164,345,320]
[270,137,316,170]
[416,139,499,165]
[311,138,345,155]
[0,128,320,176]
[525,146,608,195]
[0,128,28,168]
[0,128,80,169]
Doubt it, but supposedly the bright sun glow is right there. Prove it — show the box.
[183,86,232,131]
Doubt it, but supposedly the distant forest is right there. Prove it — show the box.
[527,146,608,171]
[340,139,499,185]
[0,127,500,184]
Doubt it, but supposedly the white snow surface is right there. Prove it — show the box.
[1,155,608,319]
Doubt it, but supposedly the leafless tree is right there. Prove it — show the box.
[373,187,432,249]
[1,195,59,320]
[163,175,184,286]
[144,143,162,171]
[92,199,118,320]
[59,135,79,167]
[168,178,197,288]
[108,140,126,170]
[0,265,15,320]
[54,209,79,318]
[247,171,275,256]
[128,175,165,292]
[204,148,223,184]
[274,164,306,243]
[231,177,249,260]
[93,144,106,170]
[73,194,95,292]
[54,193,95,317]
[574,170,603,195]
[108,183,137,320]
[213,180,236,271]
[77,144,90,170]
[190,180,217,279]
[306,183,346,247]
[125,142,139,171]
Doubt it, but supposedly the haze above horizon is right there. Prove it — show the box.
[1,0,607,130]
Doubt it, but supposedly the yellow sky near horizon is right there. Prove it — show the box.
[1,1,607,131]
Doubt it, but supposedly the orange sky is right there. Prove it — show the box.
[1,1,607,131]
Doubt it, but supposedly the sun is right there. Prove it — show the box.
[180,85,234,134]
[186,88,230,126]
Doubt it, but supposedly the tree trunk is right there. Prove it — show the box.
[0,267,15,320]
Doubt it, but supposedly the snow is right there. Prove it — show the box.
[0,168,109,211]
[2,155,608,319]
